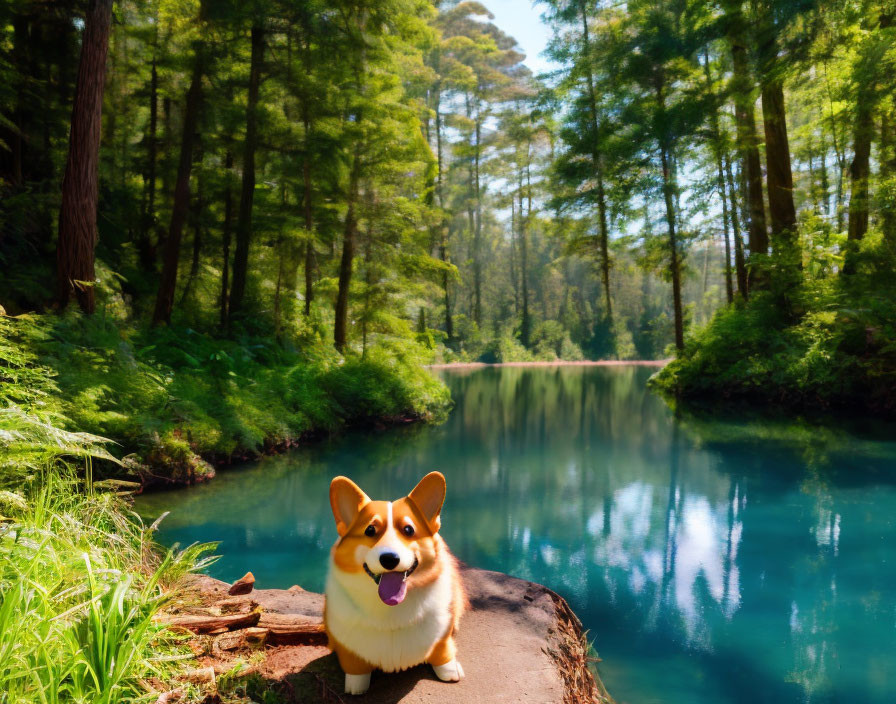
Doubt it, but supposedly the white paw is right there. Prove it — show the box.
[433,659,465,682]
[345,672,371,695]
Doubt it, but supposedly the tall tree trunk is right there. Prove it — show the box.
[510,197,519,313]
[844,95,875,273]
[720,179,735,304]
[334,150,362,352]
[882,109,896,246]
[655,77,684,351]
[724,153,749,298]
[728,24,768,286]
[138,48,159,271]
[55,0,113,314]
[219,150,234,329]
[179,150,203,305]
[472,111,483,327]
[760,79,799,265]
[580,2,613,324]
[152,0,207,326]
[434,86,453,342]
[519,157,531,348]
[703,49,734,304]
[820,62,848,230]
[227,24,264,322]
[662,144,685,351]
[302,110,315,316]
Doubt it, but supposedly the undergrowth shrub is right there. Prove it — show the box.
[0,412,214,703]
[0,312,451,479]
[653,233,896,413]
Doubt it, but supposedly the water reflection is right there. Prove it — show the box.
[137,366,896,704]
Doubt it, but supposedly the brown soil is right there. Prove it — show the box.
[158,567,614,704]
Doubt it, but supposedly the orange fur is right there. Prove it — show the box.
[323,473,466,691]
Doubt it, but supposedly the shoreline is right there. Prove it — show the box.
[428,359,670,369]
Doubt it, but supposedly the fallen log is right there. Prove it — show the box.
[163,609,261,633]
[257,612,326,645]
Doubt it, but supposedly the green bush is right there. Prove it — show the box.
[652,236,896,414]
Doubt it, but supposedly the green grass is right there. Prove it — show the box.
[0,411,215,703]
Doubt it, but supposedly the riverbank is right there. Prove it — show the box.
[159,568,614,703]
[429,359,669,369]
[2,313,451,488]
[651,287,896,418]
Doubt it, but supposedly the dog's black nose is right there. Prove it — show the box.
[379,552,400,570]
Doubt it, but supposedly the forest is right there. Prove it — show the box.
[1,0,896,701]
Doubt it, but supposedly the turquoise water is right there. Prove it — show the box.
[136,366,896,703]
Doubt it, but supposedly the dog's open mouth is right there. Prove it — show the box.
[364,557,418,606]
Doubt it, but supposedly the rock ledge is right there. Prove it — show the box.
[166,566,614,703]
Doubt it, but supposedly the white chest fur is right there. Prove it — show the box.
[325,550,454,672]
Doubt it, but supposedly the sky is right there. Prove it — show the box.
[480,0,559,77]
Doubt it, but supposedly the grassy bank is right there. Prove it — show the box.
[2,313,450,487]
[0,412,216,702]
[652,255,896,415]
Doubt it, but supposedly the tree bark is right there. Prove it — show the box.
[138,48,160,271]
[152,0,207,326]
[472,110,483,327]
[580,2,613,324]
[179,149,204,306]
[334,150,362,353]
[655,77,684,351]
[844,94,875,273]
[518,154,531,348]
[227,24,265,322]
[882,109,896,246]
[728,25,768,287]
[55,0,113,314]
[434,85,453,342]
[702,48,734,304]
[760,79,799,263]
[219,150,234,329]
[302,110,315,316]
[724,153,749,298]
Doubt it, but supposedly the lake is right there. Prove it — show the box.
[136,365,896,704]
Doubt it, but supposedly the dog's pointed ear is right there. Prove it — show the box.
[330,476,370,536]
[408,471,446,533]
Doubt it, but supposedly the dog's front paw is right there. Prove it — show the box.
[433,659,465,682]
[345,673,371,695]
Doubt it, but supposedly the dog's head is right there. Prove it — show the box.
[329,472,446,606]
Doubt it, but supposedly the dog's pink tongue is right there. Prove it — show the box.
[377,572,407,606]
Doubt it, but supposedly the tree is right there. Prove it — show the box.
[55,0,113,313]
[226,21,264,323]
[152,0,209,326]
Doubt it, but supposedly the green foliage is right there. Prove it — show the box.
[1,312,450,482]
[653,233,896,413]
[0,415,215,703]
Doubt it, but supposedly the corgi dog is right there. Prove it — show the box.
[324,472,466,695]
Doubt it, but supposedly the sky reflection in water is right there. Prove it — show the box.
[137,366,896,704]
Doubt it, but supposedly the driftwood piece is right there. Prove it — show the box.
[164,609,261,633]
[228,572,255,596]
[257,612,326,645]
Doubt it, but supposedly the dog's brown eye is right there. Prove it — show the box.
[365,525,377,537]
[402,524,415,537]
